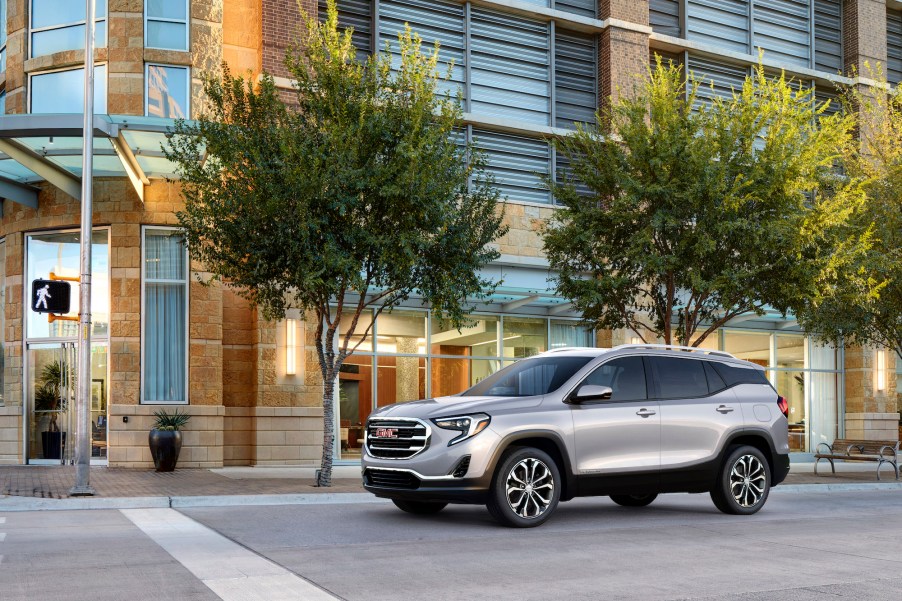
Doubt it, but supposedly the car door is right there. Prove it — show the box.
[570,355,660,475]
[651,357,745,473]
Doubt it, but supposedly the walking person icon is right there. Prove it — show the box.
[35,284,52,310]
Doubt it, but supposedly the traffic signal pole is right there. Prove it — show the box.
[70,0,96,496]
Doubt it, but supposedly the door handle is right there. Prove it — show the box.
[636,409,656,417]
[716,405,735,414]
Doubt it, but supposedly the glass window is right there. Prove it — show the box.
[377,355,426,405]
[146,0,189,50]
[723,330,770,367]
[376,311,426,355]
[582,357,647,401]
[502,316,547,358]
[711,362,769,387]
[433,358,501,397]
[30,0,107,57]
[650,356,709,399]
[146,64,189,119]
[338,354,372,460]
[26,230,109,339]
[0,0,7,72]
[776,334,806,369]
[143,228,188,403]
[703,361,727,393]
[463,355,592,397]
[550,320,593,349]
[431,315,498,357]
[30,65,107,113]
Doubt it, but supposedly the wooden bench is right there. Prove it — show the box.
[814,439,900,480]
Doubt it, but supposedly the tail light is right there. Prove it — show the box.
[777,396,789,419]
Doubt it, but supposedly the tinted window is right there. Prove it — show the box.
[650,357,708,399]
[703,361,727,393]
[582,357,647,401]
[463,356,593,397]
[712,363,770,387]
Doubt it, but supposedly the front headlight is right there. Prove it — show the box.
[431,413,491,446]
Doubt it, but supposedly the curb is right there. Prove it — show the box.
[1,483,899,512]
[0,492,387,512]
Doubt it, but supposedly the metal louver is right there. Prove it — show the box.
[555,28,596,128]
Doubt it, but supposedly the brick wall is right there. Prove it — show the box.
[599,0,649,26]
[843,0,889,73]
[263,0,316,78]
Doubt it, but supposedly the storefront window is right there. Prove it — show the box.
[0,238,4,406]
[432,315,498,357]
[30,0,107,57]
[550,320,593,348]
[376,311,426,354]
[30,65,107,114]
[503,317,546,358]
[723,330,770,367]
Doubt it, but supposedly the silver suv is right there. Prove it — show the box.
[362,344,790,527]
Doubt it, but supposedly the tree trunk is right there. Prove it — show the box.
[316,367,336,487]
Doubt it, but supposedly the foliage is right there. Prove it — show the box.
[164,0,505,485]
[151,409,191,432]
[34,361,72,432]
[544,57,860,347]
[793,69,902,357]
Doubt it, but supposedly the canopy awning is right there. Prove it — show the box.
[0,114,189,208]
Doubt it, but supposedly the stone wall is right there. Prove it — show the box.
[844,345,899,442]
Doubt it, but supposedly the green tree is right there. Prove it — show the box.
[794,72,902,357]
[544,58,859,347]
[165,0,505,485]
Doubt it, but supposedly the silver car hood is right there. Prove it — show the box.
[370,395,543,419]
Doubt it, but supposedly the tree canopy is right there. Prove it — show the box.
[544,58,860,347]
[794,72,902,357]
[165,0,506,485]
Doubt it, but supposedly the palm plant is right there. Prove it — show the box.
[34,361,71,432]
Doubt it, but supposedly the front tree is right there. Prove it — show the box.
[544,59,857,347]
[166,1,505,485]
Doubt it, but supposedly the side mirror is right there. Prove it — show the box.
[568,385,613,404]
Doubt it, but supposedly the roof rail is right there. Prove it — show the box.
[613,343,736,359]
[543,347,604,354]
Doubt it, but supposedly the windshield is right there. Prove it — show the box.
[462,356,594,397]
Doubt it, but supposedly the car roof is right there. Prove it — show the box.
[541,345,764,370]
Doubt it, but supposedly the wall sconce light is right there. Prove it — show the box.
[875,349,886,392]
[286,319,297,376]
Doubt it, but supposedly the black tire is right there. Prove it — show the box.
[610,493,658,507]
[392,499,448,515]
[710,445,771,515]
[486,447,561,528]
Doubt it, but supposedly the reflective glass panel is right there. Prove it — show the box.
[377,355,426,405]
[502,316,547,358]
[26,231,109,339]
[776,334,806,369]
[146,65,189,118]
[338,354,372,460]
[376,311,426,355]
[431,316,498,357]
[32,0,86,29]
[433,358,502,397]
[723,330,770,367]
[338,311,373,352]
[774,369,806,451]
[550,320,592,348]
[147,0,187,20]
[146,21,187,50]
[30,65,107,113]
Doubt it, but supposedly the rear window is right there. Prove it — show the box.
[462,356,594,397]
[711,363,770,387]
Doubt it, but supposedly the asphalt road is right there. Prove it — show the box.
[2,490,902,600]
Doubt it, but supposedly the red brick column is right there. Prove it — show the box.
[263,0,317,78]
[843,0,888,75]
[598,1,651,114]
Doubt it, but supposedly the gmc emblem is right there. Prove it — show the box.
[374,428,398,438]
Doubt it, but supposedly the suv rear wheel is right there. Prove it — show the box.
[392,499,448,515]
[487,447,561,528]
[610,493,657,507]
[711,445,771,515]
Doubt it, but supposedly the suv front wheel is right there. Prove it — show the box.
[711,445,771,515]
[487,447,561,528]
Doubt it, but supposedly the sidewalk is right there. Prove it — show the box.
[0,461,898,511]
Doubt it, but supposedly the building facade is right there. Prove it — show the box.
[0,0,898,468]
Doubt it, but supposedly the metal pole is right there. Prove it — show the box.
[70,0,96,496]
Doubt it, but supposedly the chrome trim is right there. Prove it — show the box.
[365,417,432,460]
[363,465,458,481]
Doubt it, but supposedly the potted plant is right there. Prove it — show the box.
[148,409,190,472]
[34,361,69,459]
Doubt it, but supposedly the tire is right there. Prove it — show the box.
[486,447,561,528]
[710,445,771,515]
[610,493,658,507]
[392,499,448,515]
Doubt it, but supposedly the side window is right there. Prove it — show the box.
[711,362,770,387]
[650,357,708,399]
[703,361,727,394]
[582,356,647,401]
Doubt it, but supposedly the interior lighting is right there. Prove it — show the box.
[875,349,886,392]
[286,319,297,376]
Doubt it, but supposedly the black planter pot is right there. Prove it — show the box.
[41,431,66,460]
[148,429,182,472]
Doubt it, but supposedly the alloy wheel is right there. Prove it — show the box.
[729,454,766,508]
[505,457,555,519]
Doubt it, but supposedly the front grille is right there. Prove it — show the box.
[364,468,421,490]
[366,418,430,459]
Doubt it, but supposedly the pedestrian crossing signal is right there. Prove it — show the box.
[31,279,71,314]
